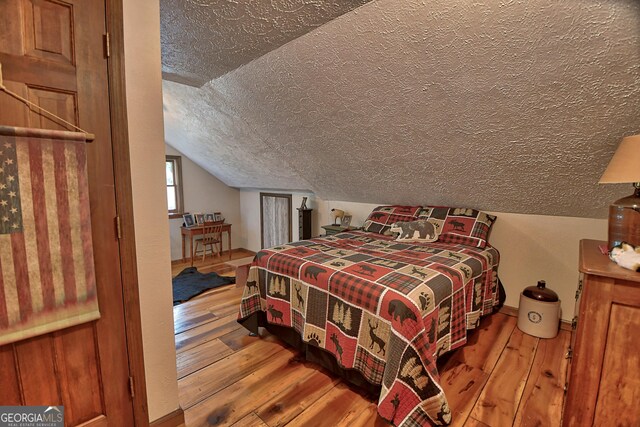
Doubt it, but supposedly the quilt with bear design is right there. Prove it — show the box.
[238,230,500,426]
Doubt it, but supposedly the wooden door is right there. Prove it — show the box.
[260,193,292,248]
[0,1,135,425]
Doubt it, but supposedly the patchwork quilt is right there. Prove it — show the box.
[238,231,500,426]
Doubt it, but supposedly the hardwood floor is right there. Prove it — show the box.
[173,257,569,427]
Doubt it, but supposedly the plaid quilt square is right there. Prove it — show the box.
[418,207,496,248]
[384,253,431,266]
[330,271,384,312]
[363,205,422,235]
[377,272,423,294]
[282,246,319,258]
[305,252,336,264]
[291,308,305,334]
[449,289,466,343]
[239,294,262,319]
[267,253,307,278]
[343,262,394,281]
[354,346,386,384]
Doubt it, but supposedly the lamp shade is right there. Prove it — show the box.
[599,134,640,184]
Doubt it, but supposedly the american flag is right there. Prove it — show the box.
[0,126,99,345]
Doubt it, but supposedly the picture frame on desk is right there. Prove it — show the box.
[195,213,205,224]
[183,213,195,228]
[214,213,224,222]
[341,215,352,228]
[205,213,215,222]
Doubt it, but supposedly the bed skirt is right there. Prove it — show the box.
[238,310,382,397]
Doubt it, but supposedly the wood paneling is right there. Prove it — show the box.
[27,86,77,130]
[593,304,640,425]
[54,325,103,425]
[564,239,640,427]
[15,335,61,405]
[0,1,137,425]
[24,0,74,64]
[0,345,22,405]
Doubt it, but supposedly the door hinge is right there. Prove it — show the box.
[103,32,111,58]
[565,348,573,360]
[571,316,577,330]
[115,215,122,239]
[129,376,135,397]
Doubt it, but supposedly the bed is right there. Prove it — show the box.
[238,205,502,426]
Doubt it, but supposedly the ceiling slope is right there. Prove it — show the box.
[160,0,372,86]
[162,0,640,218]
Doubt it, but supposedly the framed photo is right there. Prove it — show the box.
[183,213,195,228]
[205,213,215,222]
[214,213,224,222]
[195,213,205,224]
[340,215,352,228]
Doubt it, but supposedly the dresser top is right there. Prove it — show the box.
[580,239,640,283]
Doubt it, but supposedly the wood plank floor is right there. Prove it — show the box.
[173,257,570,427]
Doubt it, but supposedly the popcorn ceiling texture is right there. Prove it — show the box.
[162,0,640,218]
[160,0,371,86]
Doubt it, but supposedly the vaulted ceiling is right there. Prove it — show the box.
[161,0,640,218]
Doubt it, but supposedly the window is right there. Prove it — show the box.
[166,155,184,217]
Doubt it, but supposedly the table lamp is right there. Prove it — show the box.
[599,134,640,249]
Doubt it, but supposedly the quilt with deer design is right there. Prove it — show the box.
[238,230,500,426]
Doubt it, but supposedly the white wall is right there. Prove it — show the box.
[123,1,180,422]
[166,144,241,260]
[243,192,607,321]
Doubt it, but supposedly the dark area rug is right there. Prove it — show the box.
[173,267,235,305]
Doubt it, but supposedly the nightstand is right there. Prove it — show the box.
[563,239,640,426]
[321,224,361,235]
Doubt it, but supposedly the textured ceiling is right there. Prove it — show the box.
[160,0,372,86]
[162,0,640,218]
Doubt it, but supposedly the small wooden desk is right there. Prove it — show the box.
[181,223,232,263]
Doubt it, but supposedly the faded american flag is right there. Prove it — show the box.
[0,126,99,345]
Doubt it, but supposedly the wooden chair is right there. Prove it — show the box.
[193,221,224,265]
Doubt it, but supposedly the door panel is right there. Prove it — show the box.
[25,0,74,64]
[0,0,135,425]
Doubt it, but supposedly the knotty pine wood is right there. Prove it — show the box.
[470,329,538,426]
[174,256,569,427]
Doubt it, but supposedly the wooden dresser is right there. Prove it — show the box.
[297,208,313,240]
[563,239,640,426]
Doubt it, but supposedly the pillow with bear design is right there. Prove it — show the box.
[417,207,496,248]
[362,205,422,235]
[389,220,440,242]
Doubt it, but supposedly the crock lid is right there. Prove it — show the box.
[523,280,558,302]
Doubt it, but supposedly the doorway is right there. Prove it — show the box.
[260,193,292,249]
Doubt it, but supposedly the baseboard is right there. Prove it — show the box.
[150,408,185,427]
[499,304,572,332]
[171,248,255,265]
